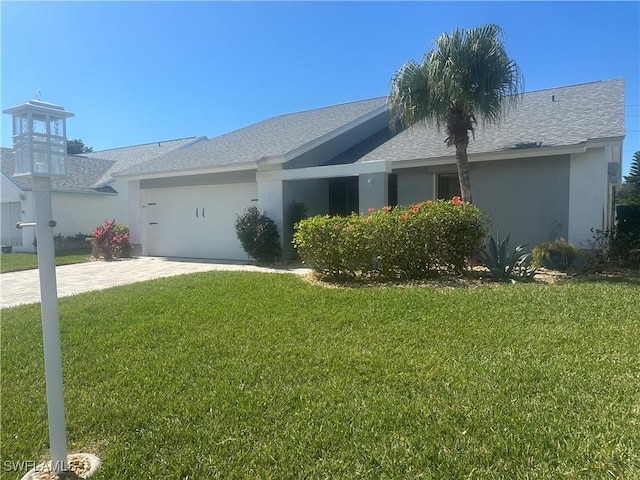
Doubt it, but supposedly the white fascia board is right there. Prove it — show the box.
[257,160,391,182]
[257,155,286,169]
[389,144,591,170]
[583,136,625,149]
[113,162,258,181]
[55,189,118,196]
[92,177,116,189]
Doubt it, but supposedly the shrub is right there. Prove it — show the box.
[590,227,640,268]
[532,238,582,271]
[54,232,91,252]
[91,219,132,260]
[288,201,308,234]
[293,198,487,280]
[235,206,281,263]
[477,232,537,282]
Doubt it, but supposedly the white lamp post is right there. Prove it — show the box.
[3,99,100,478]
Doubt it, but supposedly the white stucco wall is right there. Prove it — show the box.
[258,179,284,236]
[568,147,607,246]
[127,180,142,249]
[50,191,126,237]
[3,178,128,251]
[2,175,132,251]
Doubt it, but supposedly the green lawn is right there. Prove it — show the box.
[1,271,639,479]
[0,251,92,273]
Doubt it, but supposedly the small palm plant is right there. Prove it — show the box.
[477,232,537,282]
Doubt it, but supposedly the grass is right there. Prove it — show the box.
[1,271,639,479]
[0,250,92,273]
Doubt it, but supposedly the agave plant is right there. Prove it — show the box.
[477,232,537,282]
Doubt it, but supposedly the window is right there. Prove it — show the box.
[437,173,461,200]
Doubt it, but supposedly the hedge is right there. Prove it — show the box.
[293,198,487,280]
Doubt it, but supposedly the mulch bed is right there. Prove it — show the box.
[301,266,639,289]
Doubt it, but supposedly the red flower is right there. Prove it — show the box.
[367,207,375,214]
[401,214,408,221]
[451,196,463,205]
[382,205,390,212]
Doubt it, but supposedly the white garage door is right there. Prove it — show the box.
[143,183,258,260]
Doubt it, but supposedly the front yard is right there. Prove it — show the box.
[0,251,91,273]
[1,271,639,478]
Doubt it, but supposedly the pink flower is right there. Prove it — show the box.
[367,207,375,214]
[382,205,390,212]
[451,196,463,205]
[401,214,408,221]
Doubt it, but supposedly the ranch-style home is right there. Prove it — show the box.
[1,78,625,260]
[114,78,625,260]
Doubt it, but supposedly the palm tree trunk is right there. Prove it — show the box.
[455,141,472,203]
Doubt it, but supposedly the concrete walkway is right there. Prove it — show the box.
[1,256,311,309]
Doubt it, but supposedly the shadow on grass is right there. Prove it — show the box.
[304,266,640,289]
[571,269,640,287]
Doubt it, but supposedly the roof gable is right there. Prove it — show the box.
[116,97,387,177]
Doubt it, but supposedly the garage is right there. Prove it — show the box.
[142,183,258,260]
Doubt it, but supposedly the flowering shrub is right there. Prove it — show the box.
[91,219,132,260]
[293,198,487,280]
[235,206,281,263]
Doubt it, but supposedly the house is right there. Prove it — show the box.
[112,78,625,261]
[2,78,625,259]
[1,137,204,251]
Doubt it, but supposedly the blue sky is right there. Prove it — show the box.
[1,1,639,175]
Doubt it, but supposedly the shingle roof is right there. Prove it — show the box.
[81,136,201,186]
[115,97,387,176]
[357,78,625,163]
[2,79,623,188]
[0,137,201,192]
[1,147,116,194]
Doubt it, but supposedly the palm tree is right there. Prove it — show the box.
[388,24,523,203]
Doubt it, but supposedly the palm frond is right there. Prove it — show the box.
[388,59,435,131]
[388,23,523,135]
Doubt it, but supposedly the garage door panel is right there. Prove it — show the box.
[144,183,257,260]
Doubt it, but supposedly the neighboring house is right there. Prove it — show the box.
[1,137,204,251]
[112,78,625,261]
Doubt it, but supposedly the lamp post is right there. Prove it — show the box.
[3,99,100,478]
